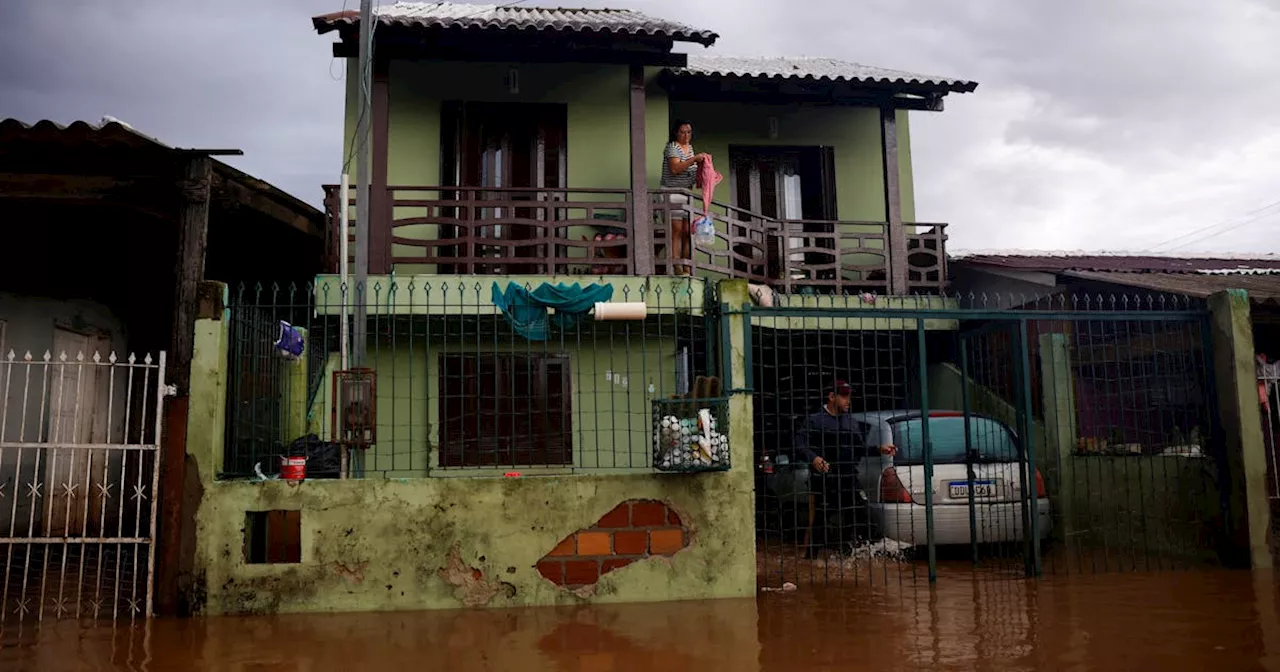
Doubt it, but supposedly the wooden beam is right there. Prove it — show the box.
[154,154,210,616]
[369,59,391,274]
[628,63,654,276]
[0,171,175,201]
[210,171,325,239]
[881,106,908,295]
[169,154,212,395]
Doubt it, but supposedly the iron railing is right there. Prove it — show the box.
[322,185,948,295]
[222,278,714,479]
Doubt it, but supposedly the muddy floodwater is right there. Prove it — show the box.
[2,569,1278,671]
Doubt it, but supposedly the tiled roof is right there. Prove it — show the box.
[672,56,977,93]
[950,250,1280,274]
[313,2,718,46]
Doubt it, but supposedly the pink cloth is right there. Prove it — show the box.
[697,156,724,219]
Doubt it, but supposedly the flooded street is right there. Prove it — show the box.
[2,569,1277,671]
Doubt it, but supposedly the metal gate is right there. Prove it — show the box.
[752,293,1225,588]
[0,348,168,621]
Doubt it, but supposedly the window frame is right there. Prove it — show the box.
[437,352,573,468]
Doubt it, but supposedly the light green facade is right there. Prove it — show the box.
[671,101,915,223]
[187,281,757,615]
[340,60,918,276]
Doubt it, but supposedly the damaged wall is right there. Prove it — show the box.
[183,281,756,615]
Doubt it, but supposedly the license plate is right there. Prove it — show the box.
[948,480,996,498]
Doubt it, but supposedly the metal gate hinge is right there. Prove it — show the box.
[163,384,178,397]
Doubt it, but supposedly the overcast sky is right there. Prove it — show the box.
[4,0,1278,254]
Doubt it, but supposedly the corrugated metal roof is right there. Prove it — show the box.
[672,56,977,93]
[951,251,1280,274]
[313,2,718,45]
[0,118,324,227]
[1063,270,1280,305]
[0,117,168,151]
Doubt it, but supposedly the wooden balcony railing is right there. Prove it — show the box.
[322,185,948,294]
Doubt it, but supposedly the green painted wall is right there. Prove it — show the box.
[342,62,671,275]
[187,281,756,615]
[354,333,680,478]
[670,102,916,222]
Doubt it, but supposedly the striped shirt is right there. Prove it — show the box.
[660,141,698,189]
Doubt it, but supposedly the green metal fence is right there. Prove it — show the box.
[222,278,716,479]
[752,292,1226,588]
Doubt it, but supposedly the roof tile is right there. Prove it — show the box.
[313,2,718,45]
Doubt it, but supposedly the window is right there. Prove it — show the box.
[438,353,572,467]
[890,416,1022,466]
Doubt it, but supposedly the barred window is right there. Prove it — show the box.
[438,353,572,467]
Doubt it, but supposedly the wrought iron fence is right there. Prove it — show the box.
[1260,358,1279,563]
[751,291,1224,588]
[223,278,713,479]
[0,349,166,622]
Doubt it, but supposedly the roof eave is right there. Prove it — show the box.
[311,14,719,46]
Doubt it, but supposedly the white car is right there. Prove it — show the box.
[853,410,1053,547]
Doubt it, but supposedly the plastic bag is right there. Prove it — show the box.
[693,216,716,246]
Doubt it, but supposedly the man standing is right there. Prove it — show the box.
[793,380,894,554]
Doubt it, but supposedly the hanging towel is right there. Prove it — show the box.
[697,155,724,221]
[492,282,616,341]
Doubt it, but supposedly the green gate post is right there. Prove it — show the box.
[917,321,937,582]
[1207,289,1272,569]
[1038,332,1077,555]
[1018,320,1042,577]
[959,338,980,566]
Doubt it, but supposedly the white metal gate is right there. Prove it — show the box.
[0,348,167,622]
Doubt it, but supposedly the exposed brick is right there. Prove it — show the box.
[548,536,575,557]
[576,531,612,556]
[649,529,685,555]
[667,508,682,526]
[596,503,631,529]
[631,501,667,527]
[613,530,648,555]
[564,560,600,586]
[602,558,633,574]
[537,560,564,584]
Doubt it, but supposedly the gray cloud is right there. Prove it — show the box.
[3,0,1276,253]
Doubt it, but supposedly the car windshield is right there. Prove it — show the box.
[890,416,1021,465]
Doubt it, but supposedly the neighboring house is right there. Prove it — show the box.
[0,118,328,620]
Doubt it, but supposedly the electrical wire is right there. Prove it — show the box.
[1149,198,1280,251]
[1162,206,1280,252]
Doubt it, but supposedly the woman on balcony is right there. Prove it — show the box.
[660,120,709,275]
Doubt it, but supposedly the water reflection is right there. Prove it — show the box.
[1,570,1275,671]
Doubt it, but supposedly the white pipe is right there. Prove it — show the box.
[339,172,351,373]
[338,173,350,480]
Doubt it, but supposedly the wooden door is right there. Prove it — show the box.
[46,328,110,537]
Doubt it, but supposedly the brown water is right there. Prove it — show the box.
[2,569,1277,671]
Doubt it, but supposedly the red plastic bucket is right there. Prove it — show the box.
[280,456,307,481]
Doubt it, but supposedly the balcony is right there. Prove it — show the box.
[322,185,947,295]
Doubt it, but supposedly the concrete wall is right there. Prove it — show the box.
[186,280,757,615]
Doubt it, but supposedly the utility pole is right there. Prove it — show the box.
[352,0,373,367]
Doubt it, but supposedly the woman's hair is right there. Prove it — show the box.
[669,119,693,143]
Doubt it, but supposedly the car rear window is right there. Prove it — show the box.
[890,416,1021,465]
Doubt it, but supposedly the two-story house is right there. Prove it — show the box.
[181,3,982,615]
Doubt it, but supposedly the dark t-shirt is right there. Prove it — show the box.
[794,408,865,472]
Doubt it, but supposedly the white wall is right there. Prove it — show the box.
[0,293,132,536]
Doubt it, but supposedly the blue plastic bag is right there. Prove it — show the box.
[692,216,716,246]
